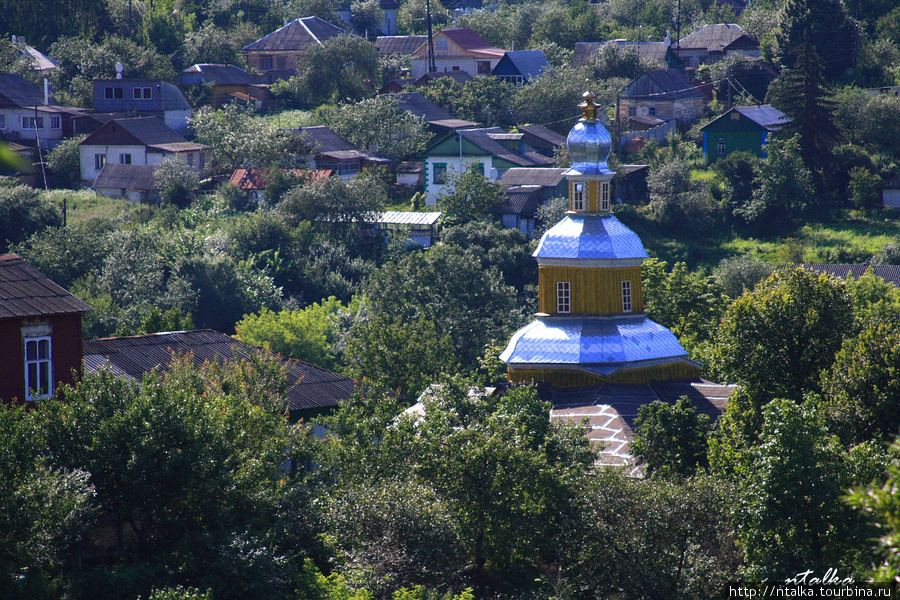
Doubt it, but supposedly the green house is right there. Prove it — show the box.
[700,105,788,162]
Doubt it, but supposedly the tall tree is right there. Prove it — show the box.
[774,0,858,81]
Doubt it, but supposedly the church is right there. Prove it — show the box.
[500,93,732,471]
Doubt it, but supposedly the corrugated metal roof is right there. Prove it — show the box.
[794,264,900,288]
[534,214,648,261]
[500,315,689,368]
[22,45,58,71]
[92,164,157,190]
[83,329,355,412]
[243,17,347,52]
[492,186,543,216]
[375,35,428,55]
[734,105,788,130]
[376,211,442,225]
[0,254,93,319]
[500,167,567,188]
[451,128,554,167]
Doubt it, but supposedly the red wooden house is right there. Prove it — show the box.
[0,253,92,403]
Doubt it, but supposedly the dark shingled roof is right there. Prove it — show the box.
[93,164,158,191]
[243,17,348,52]
[0,73,46,107]
[623,68,706,100]
[679,23,756,52]
[81,117,189,147]
[517,124,566,148]
[391,91,456,123]
[0,254,93,319]
[83,329,356,413]
[297,126,359,153]
[375,35,428,55]
[456,128,554,167]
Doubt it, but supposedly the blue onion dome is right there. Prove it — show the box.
[566,91,614,178]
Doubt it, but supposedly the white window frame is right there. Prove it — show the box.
[557,281,571,314]
[24,336,53,401]
[716,138,726,155]
[50,115,61,129]
[119,153,132,165]
[95,153,106,170]
[572,182,585,211]
[600,181,610,211]
[22,116,44,130]
[622,280,632,313]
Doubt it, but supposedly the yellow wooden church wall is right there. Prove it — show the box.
[539,265,644,315]
[508,361,700,387]
[567,180,610,212]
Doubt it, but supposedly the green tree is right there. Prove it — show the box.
[153,156,200,208]
[453,77,515,128]
[321,96,431,161]
[709,268,853,403]
[766,42,840,180]
[631,397,711,478]
[848,166,881,213]
[142,0,195,60]
[647,158,722,235]
[774,0,858,80]
[350,0,383,35]
[182,22,255,68]
[46,135,85,186]
[713,255,773,299]
[235,298,344,370]
[398,0,450,35]
[0,184,61,252]
[437,164,504,226]
[292,34,380,106]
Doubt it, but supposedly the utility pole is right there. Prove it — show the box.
[425,0,436,73]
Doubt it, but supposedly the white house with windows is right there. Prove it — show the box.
[78,117,206,184]
[410,29,505,79]
[0,73,83,149]
[423,127,555,204]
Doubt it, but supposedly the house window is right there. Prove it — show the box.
[338,161,359,176]
[105,86,123,100]
[622,280,632,313]
[24,337,52,401]
[716,138,726,155]
[731,111,740,121]
[474,162,484,175]
[477,61,491,74]
[435,38,448,52]
[600,181,610,211]
[628,106,636,117]
[186,153,194,167]
[50,115,61,129]
[22,116,44,129]
[95,153,106,170]
[433,163,447,185]
[133,88,141,99]
[557,281,571,314]
[260,55,274,70]
[648,106,657,116]
[572,182,585,211]
[119,153,131,164]
[133,87,152,99]
[452,65,460,71]
[500,75,524,86]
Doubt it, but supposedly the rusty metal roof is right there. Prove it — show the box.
[83,329,355,412]
[0,254,93,319]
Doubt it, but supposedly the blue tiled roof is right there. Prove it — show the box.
[500,315,688,368]
[534,214,648,261]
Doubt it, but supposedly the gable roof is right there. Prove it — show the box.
[93,164,158,190]
[83,329,356,413]
[243,17,348,52]
[297,126,360,153]
[0,73,46,108]
[81,117,189,147]
[391,91,456,123]
[679,23,757,52]
[0,254,92,319]
[430,28,505,57]
[492,50,549,80]
[572,41,667,69]
[499,167,567,188]
[623,68,706,100]
[453,127,555,167]
[179,64,256,85]
[517,125,566,148]
[375,35,428,55]
[700,105,789,132]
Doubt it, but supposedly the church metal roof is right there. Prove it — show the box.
[533,214,648,261]
[499,315,689,370]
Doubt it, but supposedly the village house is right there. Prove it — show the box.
[0,254,92,404]
[423,127,555,204]
[93,79,193,131]
[177,64,261,107]
[243,17,349,83]
[618,68,708,128]
[677,23,760,70]
[78,116,206,184]
[294,126,391,179]
[91,163,159,204]
[699,104,788,162]
[410,28,505,79]
[490,50,549,86]
[0,73,83,149]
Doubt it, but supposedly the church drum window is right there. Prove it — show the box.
[557,281,571,314]
[622,280,632,313]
